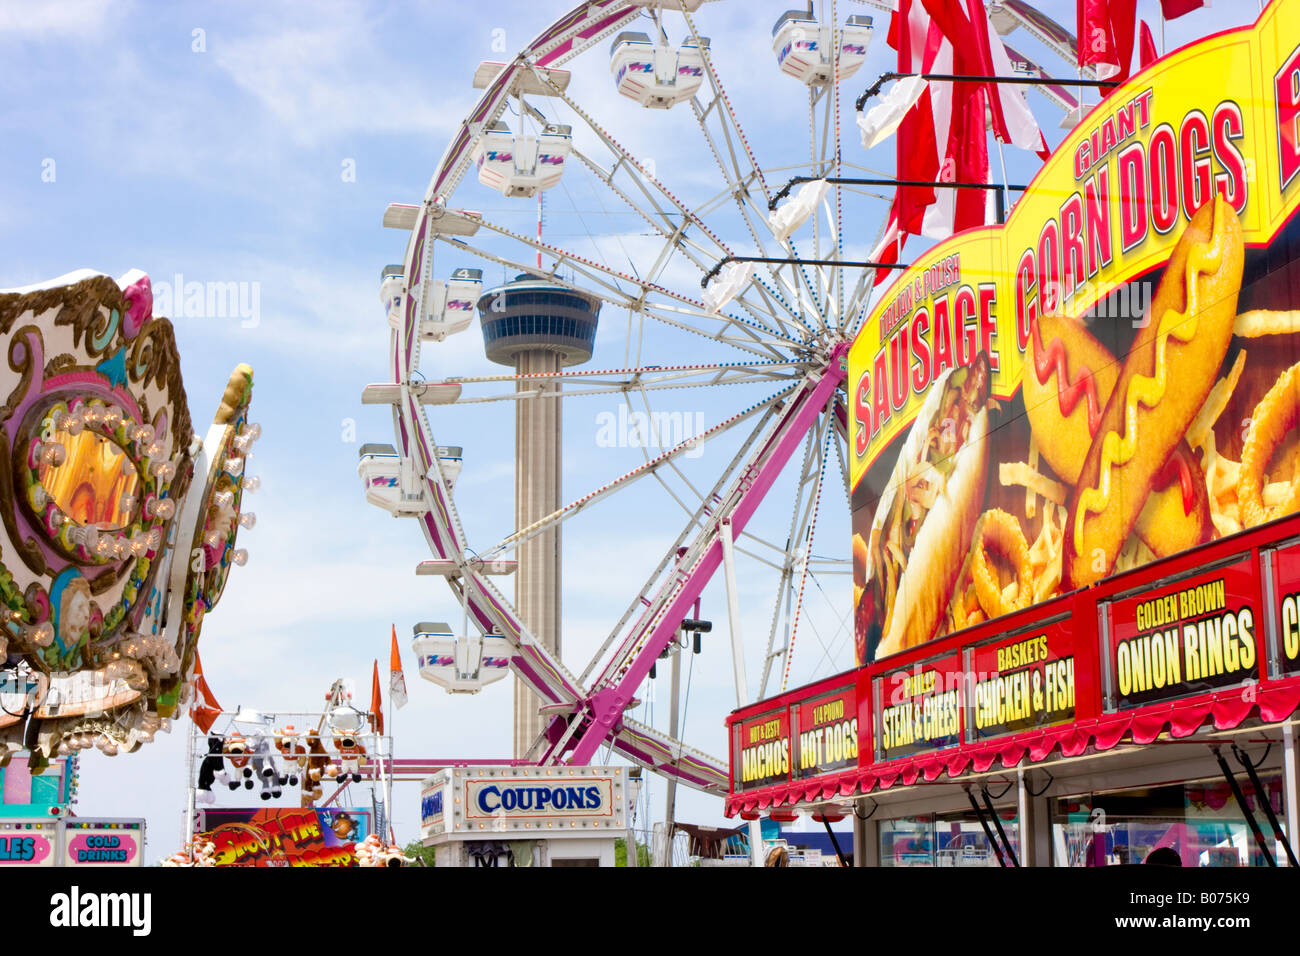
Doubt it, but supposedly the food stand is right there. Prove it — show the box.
[727,0,1300,867]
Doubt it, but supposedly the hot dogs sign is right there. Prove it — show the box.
[852,1,1300,665]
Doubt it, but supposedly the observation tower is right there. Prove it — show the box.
[477,275,601,758]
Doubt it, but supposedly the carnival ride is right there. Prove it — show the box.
[356,0,1123,803]
[0,271,259,771]
[168,678,418,866]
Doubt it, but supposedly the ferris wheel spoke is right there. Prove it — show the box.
[438,232,791,360]
[575,394,789,686]
[477,381,799,563]
[441,365,801,405]
[756,404,832,696]
[778,397,836,693]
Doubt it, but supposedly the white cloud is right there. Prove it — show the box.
[0,0,113,36]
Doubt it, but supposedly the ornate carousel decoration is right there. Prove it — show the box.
[0,270,259,770]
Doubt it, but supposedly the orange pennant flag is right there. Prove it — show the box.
[370,660,384,736]
[189,652,223,735]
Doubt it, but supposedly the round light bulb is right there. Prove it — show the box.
[39,442,67,466]
[238,512,256,529]
[103,406,123,430]
[224,457,245,477]
[243,476,261,492]
[232,549,249,566]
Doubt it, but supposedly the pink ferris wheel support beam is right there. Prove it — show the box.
[564,343,849,768]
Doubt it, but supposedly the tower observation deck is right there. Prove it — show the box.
[477,275,601,759]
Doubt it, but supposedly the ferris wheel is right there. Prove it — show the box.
[358,0,1067,798]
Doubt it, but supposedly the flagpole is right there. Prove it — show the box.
[387,677,394,844]
[183,712,197,861]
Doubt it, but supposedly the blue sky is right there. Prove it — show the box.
[0,0,1256,862]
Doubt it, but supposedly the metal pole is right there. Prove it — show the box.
[1234,743,1299,867]
[720,517,747,709]
[1017,770,1030,867]
[965,786,1006,867]
[1212,746,1276,867]
[1285,724,1300,864]
[183,715,197,860]
[662,636,681,867]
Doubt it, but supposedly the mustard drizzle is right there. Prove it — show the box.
[1073,211,1226,552]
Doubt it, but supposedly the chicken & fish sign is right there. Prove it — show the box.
[851,0,1300,668]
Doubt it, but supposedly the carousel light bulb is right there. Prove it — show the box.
[150,498,176,520]
[65,410,85,436]
[103,405,123,430]
[242,423,262,442]
[213,491,234,510]
[136,424,156,445]
[82,406,102,426]
[147,528,162,549]
[120,493,137,514]
[48,409,66,430]
[57,742,71,756]
[38,442,67,466]
[232,433,252,453]
[151,461,176,481]
[30,486,47,509]
[224,457,245,477]
[202,529,225,548]
[238,512,256,529]
[112,537,129,558]
[145,440,164,457]
[49,510,65,528]
[160,718,172,733]
[95,537,113,557]
[129,534,148,557]
[243,476,261,492]
[232,549,248,566]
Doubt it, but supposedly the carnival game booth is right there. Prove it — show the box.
[421,766,629,867]
[728,0,1300,867]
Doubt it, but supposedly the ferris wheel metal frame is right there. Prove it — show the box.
[364,0,1069,797]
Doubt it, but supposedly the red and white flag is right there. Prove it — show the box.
[887,0,1049,242]
[1078,0,1137,83]
[389,625,408,710]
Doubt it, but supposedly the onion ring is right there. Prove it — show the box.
[971,509,1033,621]
[1240,361,1300,529]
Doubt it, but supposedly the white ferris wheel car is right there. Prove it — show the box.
[772,10,873,86]
[412,622,511,694]
[609,31,709,109]
[473,121,573,198]
[382,266,483,342]
[358,443,461,517]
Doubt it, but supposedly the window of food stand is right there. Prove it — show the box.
[881,809,1020,867]
[1051,773,1286,866]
